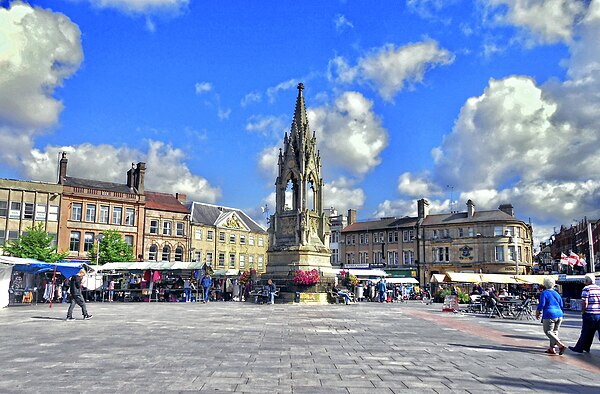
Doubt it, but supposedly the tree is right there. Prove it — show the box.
[87,229,134,264]
[2,223,67,263]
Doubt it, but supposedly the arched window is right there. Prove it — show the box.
[307,179,316,211]
[162,245,171,261]
[174,246,183,262]
[148,244,158,261]
[284,178,295,211]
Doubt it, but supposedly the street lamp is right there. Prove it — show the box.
[96,234,104,265]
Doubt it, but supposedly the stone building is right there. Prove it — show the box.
[340,212,418,278]
[0,178,63,252]
[143,192,190,262]
[56,153,146,262]
[419,199,533,283]
[187,202,268,273]
[324,207,347,267]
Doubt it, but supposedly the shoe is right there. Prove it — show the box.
[558,345,566,355]
[83,315,93,320]
[65,317,75,321]
[569,346,583,354]
[545,348,557,355]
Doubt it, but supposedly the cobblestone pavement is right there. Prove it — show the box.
[1,301,599,393]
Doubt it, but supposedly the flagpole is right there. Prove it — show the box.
[588,223,595,273]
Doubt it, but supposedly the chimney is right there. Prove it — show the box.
[467,199,475,218]
[58,152,68,184]
[175,193,187,203]
[134,162,146,194]
[347,209,356,226]
[498,203,514,217]
[417,198,429,219]
[126,163,135,188]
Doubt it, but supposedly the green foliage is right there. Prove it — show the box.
[434,287,470,303]
[2,223,67,263]
[87,229,134,264]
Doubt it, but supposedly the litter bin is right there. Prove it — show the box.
[355,285,364,301]
[295,292,301,303]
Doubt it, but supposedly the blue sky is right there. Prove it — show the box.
[1,0,600,249]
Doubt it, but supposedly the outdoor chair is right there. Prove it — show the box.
[514,298,534,320]
[466,295,482,313]
[488,298,505,318]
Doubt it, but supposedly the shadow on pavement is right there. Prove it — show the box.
[31,316,68,321]
[449,342,542,354]
[487,376,600,393]
[503,333,541,341]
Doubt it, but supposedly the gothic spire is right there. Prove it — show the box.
[292,83,309,137]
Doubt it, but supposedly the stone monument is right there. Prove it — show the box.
[265,83,333,303]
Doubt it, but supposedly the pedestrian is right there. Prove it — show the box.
[107,278,115,302]
[267,279,277,304]
[569,274,600,353]
[61,278,69,304]
[66,269,92,321]
[183,277,193,302]
[536,277,566,355]
[378,279,387,303]
[201,273,212,304]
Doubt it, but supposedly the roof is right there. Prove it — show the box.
[187,201,267,233]
[63,176,137,194]
[145,191,189,214]
[421,209,523,226]
[342,216,417,233]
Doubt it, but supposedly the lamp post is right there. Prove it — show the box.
[96,234,104,265]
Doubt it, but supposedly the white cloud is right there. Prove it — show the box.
[323,177,366,214]
[266,79,299,103]
[397,172,439,197]
[86,0,189,15]
[329,41,455,101]
[333,14,354,32]
[241,91,262,107]
[217,108,231,120]
[25,140,222,203]
[257,145,279,182]
[308,91,388,177]
[0,3,82,169]
[372,198,451,219]
[195,82,212,95]
[486,0,587,45]
[245,115,287,139]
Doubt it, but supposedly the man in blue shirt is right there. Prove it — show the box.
[569,274,600,353]
[201,273,212,304]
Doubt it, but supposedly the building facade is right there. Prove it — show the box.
[188,202,268,273]
[57,154,146,262]
[143,192,190,262]
[419,199,534,283]
[325,207,347,267]
[549,218,599,273]
[340,213,418,277]
[0,178,63,251]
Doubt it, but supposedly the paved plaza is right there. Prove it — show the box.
[1,301,600,393]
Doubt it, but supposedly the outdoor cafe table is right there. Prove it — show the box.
[498,297,523,318]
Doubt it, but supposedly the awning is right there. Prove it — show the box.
[385,277,419,284]
[0,256,91,278]
[430,274,446,283]
[346,269,388,278]
[480,274,518,284]
[515,274,558,285]
[444,272,483,283]
[212,269,240,276]
[97,261,207,272]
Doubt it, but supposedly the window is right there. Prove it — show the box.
[206,252,213,265]
[23,203,34,219]
[240,234,246,244]
[0,201,7,217]
[176,222,184,236]
[124,235,134,247]
[249,235,254,245]
[379,232,384,242]
[99,206,109,224]
[229,233,236,244]
[229,253,236,268]
[258,237,264,247]
[125,208,135,226]
[35,204,46,221]
[495,246,504,261]
[403,230,409,242]
[432,229,439,239]
[239,254,245,268]
[162,245,171,261]
[48,205,59,222]
[219,232,225,242]
[149,245,157,260]
[494,226,503,236]
[468,227,474,237]
[517,246,522,262]
[516,227,521,238]
[8,230,19,240]
[359,233,364,244]
[112,207,122,225]
[435,247,450,262]
[85,204,96,222]
[207,230,214,241]
[394,231,399,242]
[149,220,159,234]
[174,246,183,261]
[442,229,450,239]
[71,203,82,221]
[506,227,515,237]
[248,255,254,268]
[508,245,516,261]
[373,233,378,243]
[163,221,172,236]
[195,229,202,240]
[48,233,57,247]
[388,232,393,243]
[0,230,5,245]
[83,232,94,252]
[258,256,264,270]
[9,202,21,219]
[458,228,464,237]
[364,233,368,244]
[218,252,225,267]
[194,251,201,262]
[69,231,81,252]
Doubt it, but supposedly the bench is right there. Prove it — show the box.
[250,287,279,304]
[328,290,354,304]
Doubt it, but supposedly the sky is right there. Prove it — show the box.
[1,0,600,251]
